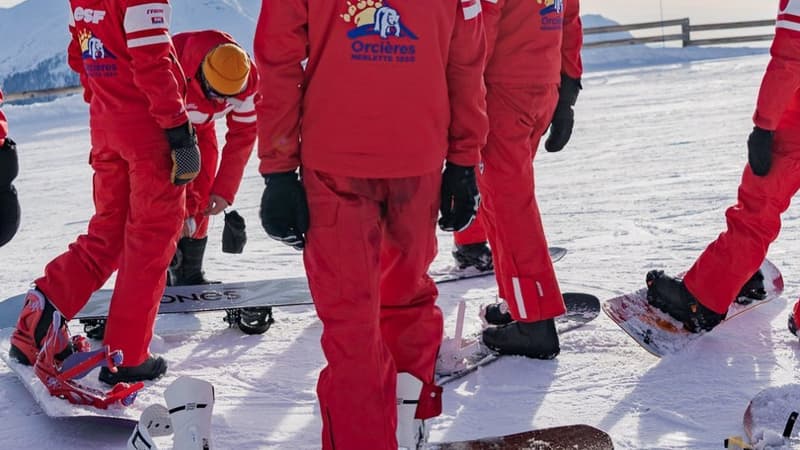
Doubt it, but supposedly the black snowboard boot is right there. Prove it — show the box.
[482,318,560,359]
[167,237,219,286]
[789,313,798,338]
[735,269,767,304]
[452,242,493,271]
[98,354,167,385]
[482,302,513,326]
[646,270,726,333]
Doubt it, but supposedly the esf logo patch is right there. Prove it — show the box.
[78,29,118,78]
[538,0,563,31]
[341,1,418,64]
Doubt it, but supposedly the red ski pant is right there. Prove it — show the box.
[303,169,443,450]
[184,126,219,239]
[453,212,487,246]
[477,83,566,322]
[36,124,184,366]
[684,131,800,314]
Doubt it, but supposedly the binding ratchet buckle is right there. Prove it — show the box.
[33,311,143,409]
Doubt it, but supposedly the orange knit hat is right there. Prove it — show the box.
[201,43,250,96]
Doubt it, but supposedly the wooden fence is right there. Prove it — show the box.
[5,85,81,102]
[585,18,775,48]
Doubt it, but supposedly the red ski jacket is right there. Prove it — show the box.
[254,0,488,178]
[481,0,582,85]
[172,30,259,205]
[68,0,188,130]
[0,90,7,146]
[754,0,800,133]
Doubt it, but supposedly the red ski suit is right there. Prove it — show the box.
[468,0,582,322]
[35,0,188,367]
[455,0,582,248]
[0,89,7,146]
[172,31,258,239]
[255,0,488,448]
[686,0,800,314]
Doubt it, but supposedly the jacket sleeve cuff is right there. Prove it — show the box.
[446,149,481,168]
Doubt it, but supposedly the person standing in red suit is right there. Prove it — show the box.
[648,1,799,334]
[168,30,258,286]
[254,0,488,448]
[476,0,583,359]
[0,88,20,248]
[9,0,200,385]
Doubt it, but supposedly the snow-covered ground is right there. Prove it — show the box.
[2,47,800,449]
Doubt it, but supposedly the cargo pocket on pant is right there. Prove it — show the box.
[305,199,342,304]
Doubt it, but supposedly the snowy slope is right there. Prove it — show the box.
[2,45,800,450]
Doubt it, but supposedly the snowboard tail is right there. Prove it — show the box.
[602,259,783,357]
[426,424,614,449]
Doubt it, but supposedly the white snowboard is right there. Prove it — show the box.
[743,384,800,449]
[0,328,166,425]
[603,259,783,357]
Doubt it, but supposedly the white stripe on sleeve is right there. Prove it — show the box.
[231,114,257,124]
[124,3,172,34]
[777,19,800,32]
[231,94,257,114]
[127,34,171,48]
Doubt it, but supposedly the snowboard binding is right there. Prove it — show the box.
[452,242,493,272]
[734,269,768,305]
[80,318,106,340]
[35,311,143,409]
[480,302,513,326]
[436,301,492,377]
[128,376,215,450]
[223,306,274,335]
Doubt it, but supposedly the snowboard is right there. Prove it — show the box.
[0,278,314,334]
[425,424,614,449]
[741,384,800,449]
[0,248,569,333]
[0,328,146,425]
[602,259,783,358]
[430,246,567,284]
[436,293,600,386]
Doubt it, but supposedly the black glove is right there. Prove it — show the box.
[0,137,18,188]
[165,122,201,186]
[747,126,774,177]
[260,171,309,250]
[0,137,20,247]
[439,162,479,232]
[222,210,247,254]
[0,186,20,247]
[545,74,582,152]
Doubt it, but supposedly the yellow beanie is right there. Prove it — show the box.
[201,44,251,96]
